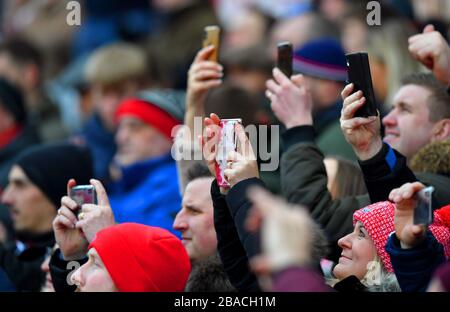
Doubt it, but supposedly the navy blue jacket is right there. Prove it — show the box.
[385,231,446,292]
[108,153,181,237]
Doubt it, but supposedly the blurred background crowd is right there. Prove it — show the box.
[0,0,449,293]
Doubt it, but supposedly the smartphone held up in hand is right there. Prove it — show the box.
[215,119,242,188]
[203,25,220,62]
[345,52,378,117]
[70,185,98,219]
[414,186,435,225]
[277,41,293,78]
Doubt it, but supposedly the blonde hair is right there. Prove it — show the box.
[360,255,400,292]
[85,43,147,87]
[326,255,401,292]
[367,19,426,107]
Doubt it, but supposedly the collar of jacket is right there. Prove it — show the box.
[112,152,174,192]
[14,230,55,258]
[333,275,367,292]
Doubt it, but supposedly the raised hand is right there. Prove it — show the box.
[245,186,314,275]
[389,182,427,248]
[53,179,88,260]
[408,24,450,85]
[266,67,313,129]
[340,83,382,160]
[185,46,223,136]
[223,123,259,187]
[75,179,116,243]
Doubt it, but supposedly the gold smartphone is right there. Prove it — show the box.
[203,25,220,62]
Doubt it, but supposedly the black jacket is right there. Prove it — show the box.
[49,248,87,292]
[280,125,450,262]
[0,231,54,291]
[211,178,263,292]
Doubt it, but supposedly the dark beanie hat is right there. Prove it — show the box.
[14,143,93,208]
[293,38,347,82]
[0,77,26,123]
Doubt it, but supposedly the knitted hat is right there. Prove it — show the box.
[116,89,185,139]
[353,201,396,272]
[14,143,93,208]
[0,77,26,123]
[293,38,347,82]
[430,204,450,259]
[354,202,450,273]
[89,223,191,292]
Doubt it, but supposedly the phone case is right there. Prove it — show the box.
[215,119,242,188]
[70,185,98,217]
[277,42,293,78]
[345,52,377,117]
[203,25,220,62]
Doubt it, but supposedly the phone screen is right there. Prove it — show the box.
[70,185,97,217]
[413,186,434,225]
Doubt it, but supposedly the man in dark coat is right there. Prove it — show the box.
[0,143,92,291]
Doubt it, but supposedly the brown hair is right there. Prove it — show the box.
[328,156,367,199]
[401,73,450,122]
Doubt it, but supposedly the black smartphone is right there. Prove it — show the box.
[203,25,220,62]
[414,186,434,225]
[345,52,377,117]
[70,185,98,218]
[277,41,293,78]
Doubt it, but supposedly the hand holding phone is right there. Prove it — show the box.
[203,25,220,62]
[277,42,293,78]
[215,118,242,188]
[70,185,98,219]
[345,52,377,117]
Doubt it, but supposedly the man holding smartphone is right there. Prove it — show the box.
[266,26,450,263]
[0,143,92,291]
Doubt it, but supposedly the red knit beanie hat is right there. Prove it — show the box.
[354,202,450,273]
[353,201,396,272]
[429,204,450,259]
[89,223,191,292]
[116,98,181,139]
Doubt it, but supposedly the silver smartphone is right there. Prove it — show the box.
[414,186,434,225]
[70,185,97,219]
